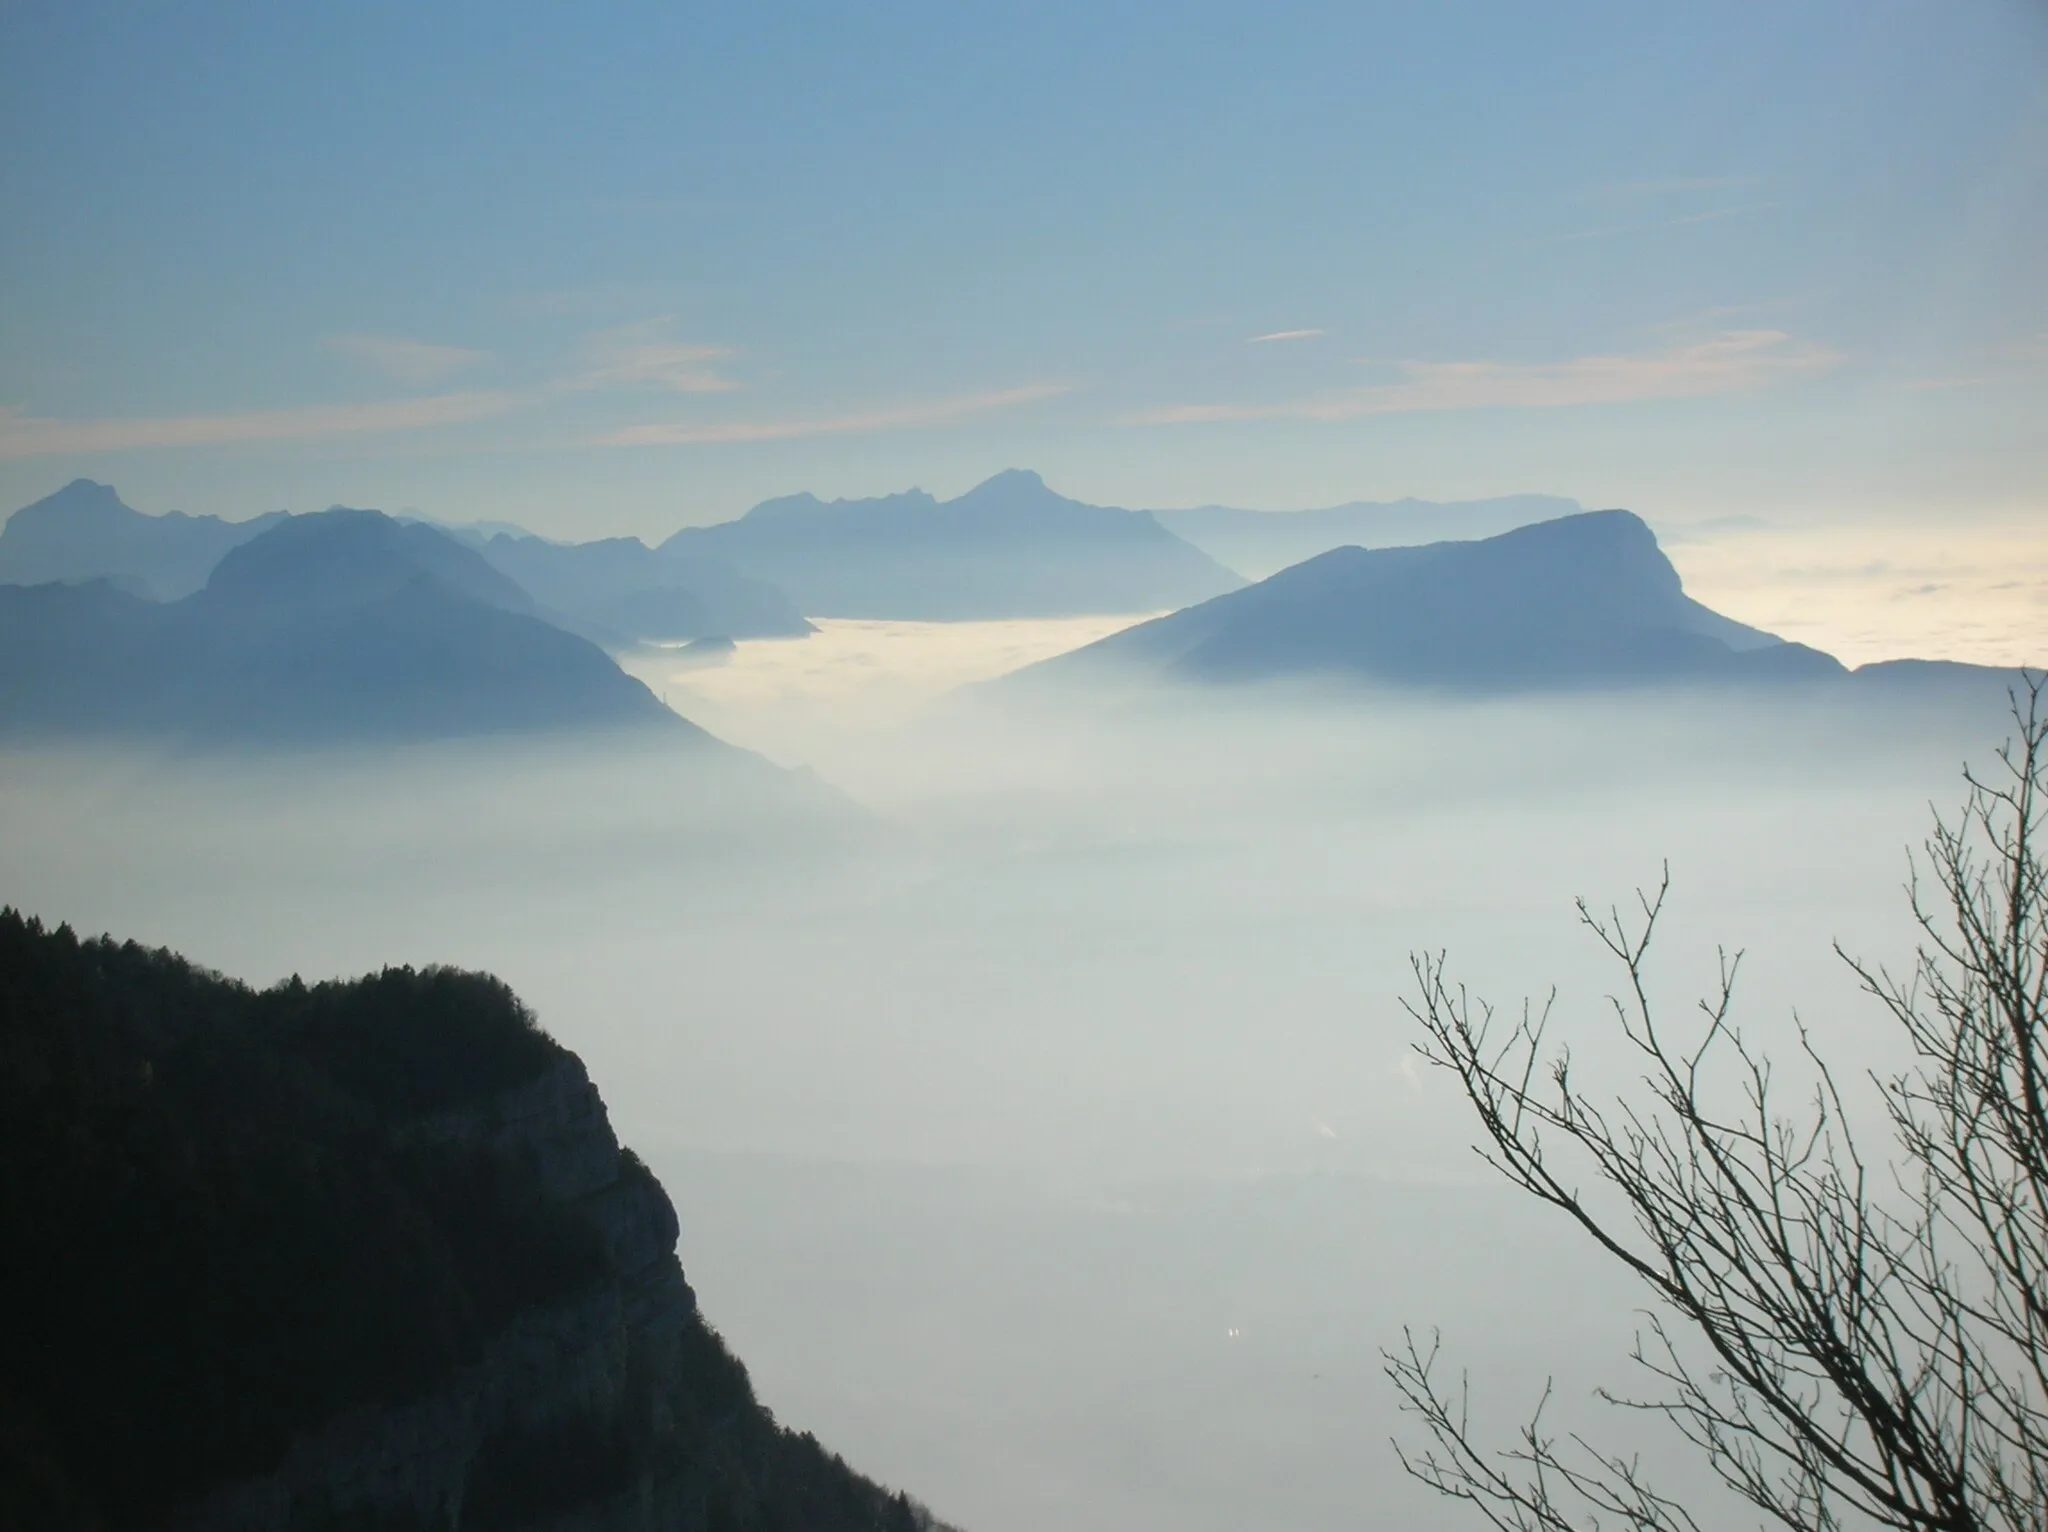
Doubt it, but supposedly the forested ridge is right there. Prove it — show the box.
[0,910,942,1532]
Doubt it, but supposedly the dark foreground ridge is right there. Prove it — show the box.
[0,911,955,1532]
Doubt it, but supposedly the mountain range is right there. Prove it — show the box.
[0,509,697,745]
[0,479,283,600]
[0,476,1608,634]
[468,531,814,644]
[660,469,1246,619]
[5,481,2029,742]
[0,483,816,650]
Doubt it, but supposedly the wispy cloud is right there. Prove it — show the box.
[322,334,487,385]
[1247,329,1325,344]
[571,318,738,394]
[1134,330,1838,426]
[590,383,1073,446]
[1669,205,1753,227]
[0,393,521,459]
[1582,174,1758,202]
[1548,202,1774,244]
[0,316,1067,460]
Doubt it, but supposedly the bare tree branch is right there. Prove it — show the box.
[1387,674,2048,1532]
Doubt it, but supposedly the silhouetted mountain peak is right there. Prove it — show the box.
[1245,508,1677,605]
[962,467,1048,496]
[660,471,1242,618]
[1471,507,1681,597]
[739,488,941,524]
[1499,505,1660,548]
[10,478,134,528]
[1,481,288,599]
[0,504,704,743]
[1155,492,1589,578]
[203,508,536,616]
[949,468,1101,523]
[1012,508,1800,692]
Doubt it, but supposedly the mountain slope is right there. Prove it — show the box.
[204,508,541,618]
[0,910,954,1532]
[0,510,692,744]
[1010,509,1842,692]
[1153,494,1584,579]
[662,469,1244,619]
[0,480,283,599]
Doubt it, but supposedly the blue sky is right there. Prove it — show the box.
[2,0,2043,539]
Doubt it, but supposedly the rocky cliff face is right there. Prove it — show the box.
[179,1058,668,1531]
[0,915,946,1532]
[179,1055,937,1532]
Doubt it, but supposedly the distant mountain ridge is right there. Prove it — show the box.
[0,509,696,744]
[0,483,812,649]
[1006,509,2028,697]
[0,476,1600,629]
[661,469,1245,619]
[0,480,282,599]
[470,531,814,644]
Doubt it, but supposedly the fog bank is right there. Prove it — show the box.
[0,652,2018,1529]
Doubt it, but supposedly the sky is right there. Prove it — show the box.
[2,0,2045,542]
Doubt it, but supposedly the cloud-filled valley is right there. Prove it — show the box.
[3,470,2035,1529]
[7,9,2045,1528]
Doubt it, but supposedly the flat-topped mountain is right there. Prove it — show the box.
[0,479,282,599]
[0,509,693,744]
[0,910,954,1532]
[1153,494,1583,579]
[662,469,1245,619]
[1009,510,1850,692]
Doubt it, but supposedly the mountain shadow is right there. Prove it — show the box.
[0,480,283,600]
[661,469,1244,620]
[0,509,697,745]
[0,909,957,1532]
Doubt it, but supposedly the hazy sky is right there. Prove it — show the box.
[2,0,2045,537]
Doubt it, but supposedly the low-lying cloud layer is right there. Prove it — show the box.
[1668,520,2048,669]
